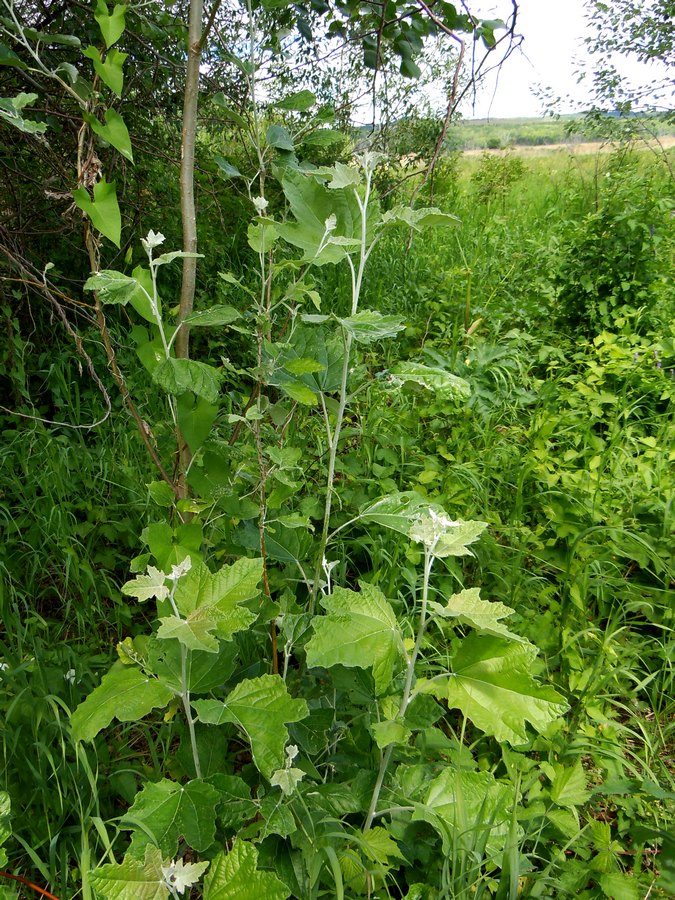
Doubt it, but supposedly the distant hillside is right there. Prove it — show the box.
[450,114,675,151]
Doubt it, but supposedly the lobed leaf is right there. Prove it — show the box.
[71,664,174,742]
[124,778,221,858]
[73,177,121,247]
[305,581,405,695]
[194,675,308,778]
[417,635,568,745]
[429,588,525,642]
[203,840,290,900]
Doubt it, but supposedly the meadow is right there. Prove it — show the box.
[0,136,673,899]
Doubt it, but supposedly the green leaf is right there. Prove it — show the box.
[429,588,525,642]
[73,177,121,247]
[267,324,343,396]
[360,826,406,864]
[389,361,470,401]
[550,760,591,808]
[338,310,406,344]
[409,515,487,558]
[214,156,242,178]
[94,0,127,47]
[414,769,513,855]
[83,270,141,304]
[148,481,175,508]
[327,161,361,189]
[248,221,278,254]
[155,559,261,651]
[283,357,325,375]
[303,128,346,147]
[266,124,294,151]
[124,778,221,858]
[276,169,366,265]
[122,565,170,602]
[0,93,47,133]
[55,61,80,84]
[274,90,316,111]
[306,582,405,695]
[203,840,290,900]
[400,57,422,79]
[0,43,27,69]
[83,46,127,96]
[0,792,10,849]
[152,358,223,403]
[418,635,568,745]
[359,490,446,536]
[71,664,174,742]
[194,675,308,778]
[90,845,169,900]
[381,205,459,232]
[182,305,241,327]
[177,393,218,455]
[156,601,255,652]
[174,558,263,617]
[153,250,203,267]
[279,381,318,405]
[598,873,639,900]
[211,93,247,127]
[371,719,412,749]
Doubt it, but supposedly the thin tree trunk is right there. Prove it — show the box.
[175,0,204,494]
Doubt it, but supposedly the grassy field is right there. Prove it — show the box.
[451,113,675,151]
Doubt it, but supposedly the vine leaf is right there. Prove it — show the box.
[193,675,308,778]
[203,840,290,900]
[429,588,526,642]
[124,778,221,858]
[71,664,174,742]
[73,177,121,247]
[305,582,405,695]
[83,45,127,95]
[84,107,133,161]
[94,0,127,47]
[90,845,169,899]
[417,635,568,745]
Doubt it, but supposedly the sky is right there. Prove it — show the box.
[456,0,670,120]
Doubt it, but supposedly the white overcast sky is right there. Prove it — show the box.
[456,0,670,119]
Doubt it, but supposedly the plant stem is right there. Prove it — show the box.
[168,585,202,777]
[181,644,202,779]
[364,545,434,830]
[309,172,373,614]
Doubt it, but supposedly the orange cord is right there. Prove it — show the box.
[0,871,61,900]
